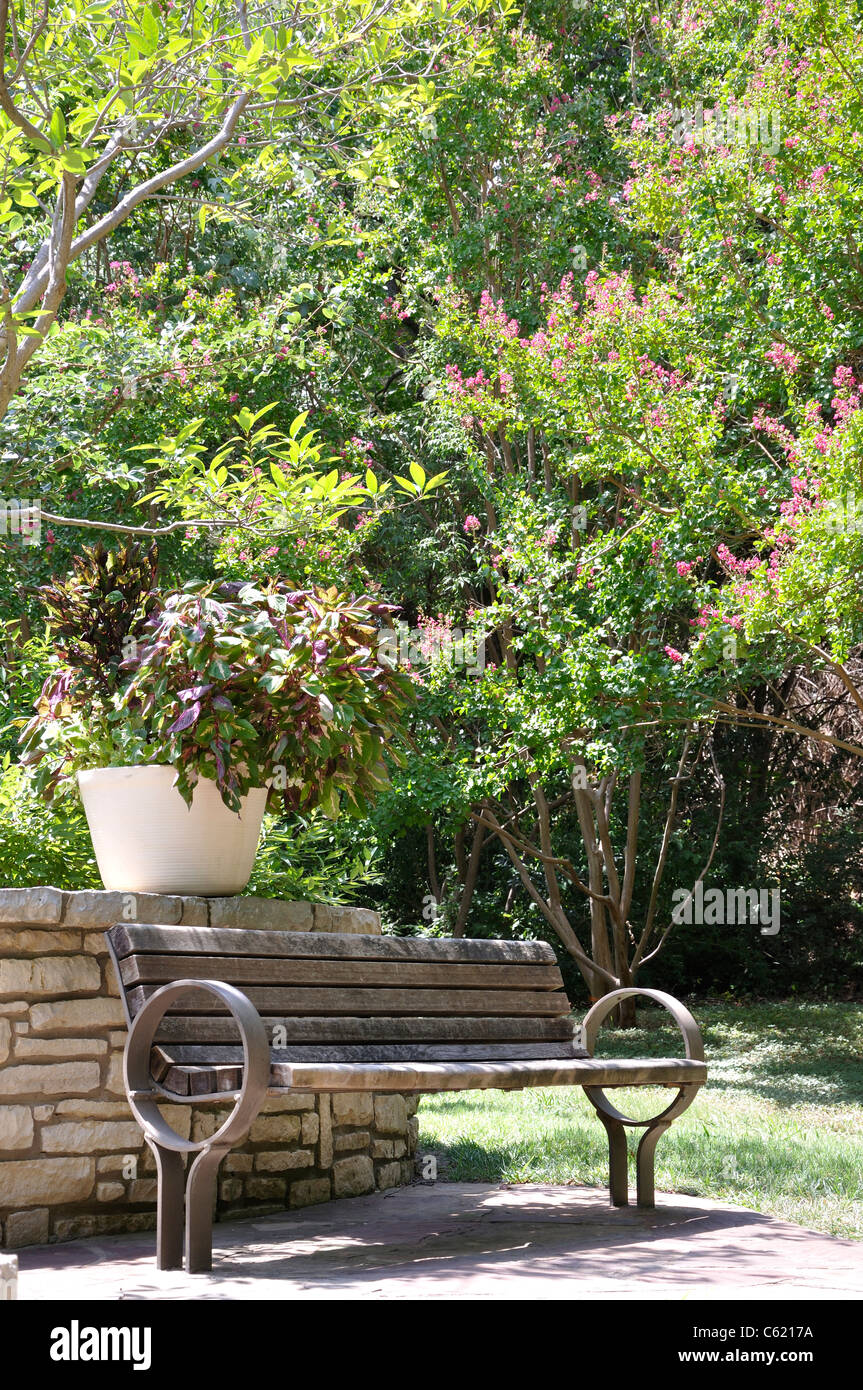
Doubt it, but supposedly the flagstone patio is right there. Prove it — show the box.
[14,1182,863,1301]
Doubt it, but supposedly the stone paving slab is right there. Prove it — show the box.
[14,1183,863,1301]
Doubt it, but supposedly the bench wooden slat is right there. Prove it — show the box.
[120,954,564,992]
[153,1014,577,1045]
[108,923,557,965]
[280,1056,708,1093]
[151,1055,707,1098]
[129,984,571,1018]
[156,1041,587,1065]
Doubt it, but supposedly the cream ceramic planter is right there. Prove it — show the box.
[77,765,268,897]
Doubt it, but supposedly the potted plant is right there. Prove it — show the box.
[19,543,411,896]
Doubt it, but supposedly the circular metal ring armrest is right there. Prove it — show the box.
[581,987,705,1130]
[124,979,270,1154]
[582,987,704,1062]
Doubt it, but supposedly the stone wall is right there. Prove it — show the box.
[0,888,418,1250]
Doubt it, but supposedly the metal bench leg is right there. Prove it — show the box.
[184,1144,229,1274]
[636,1121,670,1208]
[149,1141,185,1271]
[597,1112,629,1206]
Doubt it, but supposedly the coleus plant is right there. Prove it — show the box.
[20,544,412,816]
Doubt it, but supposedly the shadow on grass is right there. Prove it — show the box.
[593,1010,863,1109]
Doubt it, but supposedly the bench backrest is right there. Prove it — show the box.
[106,924,581,1072]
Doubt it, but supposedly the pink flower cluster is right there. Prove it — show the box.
[765,341,800,374]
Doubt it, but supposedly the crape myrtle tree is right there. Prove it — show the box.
[75,1,785,1005]
[616,0,863,758]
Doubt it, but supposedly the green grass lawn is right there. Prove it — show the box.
[417,1000,863,1239]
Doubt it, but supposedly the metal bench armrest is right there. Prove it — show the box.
[124,978,270,1154]
[580,987,704,1062]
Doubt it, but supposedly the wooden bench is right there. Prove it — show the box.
[105,924,707,1273]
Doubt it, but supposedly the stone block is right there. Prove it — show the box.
[104,1053,126,1095]
[29,998,125,1032]
[376,1161,403,1190]
[245,1177,285,1200]
[0,956,101,999]
[97,1156,133,1175]
[96,1182,125,1203]
[0,887,64,924]
[178,898,209,926]
[289,1178,331,1209]
[220,1178,244,1203]
[55,1100,130,1118]
[332,1093,373,1127]
[208,897,313,931]
[128,1179,158,1203]
[223,1153,253,1173]
[258,1093,314,1113]
[334,1131,369,1152]
[63,891,183,927]
[14,1037,108,1061]
[249,1113,301,1144]
[254,1149,314,1172]
[313,904,380,935]
[301,1113,319,1145]
[0,1105,34,1150]
[0,1157,94,1206]
[41,1120,142,1154]
[0,1017,9,1063]
[0,930,80,954]
[332,1155,374,1198]
[192,1110,231,1142]
[0,1061,101,1098]
[4,1208,49,1248]
[371,1138,394,1159]
[0,1001,28,1018]
[318,1094,332,1167]
[156,1105,191,1141]
[374,1094,407,1135]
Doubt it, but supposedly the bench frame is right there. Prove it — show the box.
[118,970,706,1274]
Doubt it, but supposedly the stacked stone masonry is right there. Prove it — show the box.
[0,888,419,1249]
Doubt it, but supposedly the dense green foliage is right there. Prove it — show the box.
[0,0,861,1000]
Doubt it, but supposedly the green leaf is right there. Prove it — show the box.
[49,108,66,146]
[140,6,159,55]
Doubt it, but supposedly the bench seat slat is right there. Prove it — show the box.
[153,1014,578,1045]
[129,983,571,1018]
[120,954,564,992]
[109,924,556,965]
[280,1056,708,1092]
[151,1055,707,1098]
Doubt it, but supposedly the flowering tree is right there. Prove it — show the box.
[615,0,863,754]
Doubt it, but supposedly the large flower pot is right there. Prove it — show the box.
[77,765,268,897]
